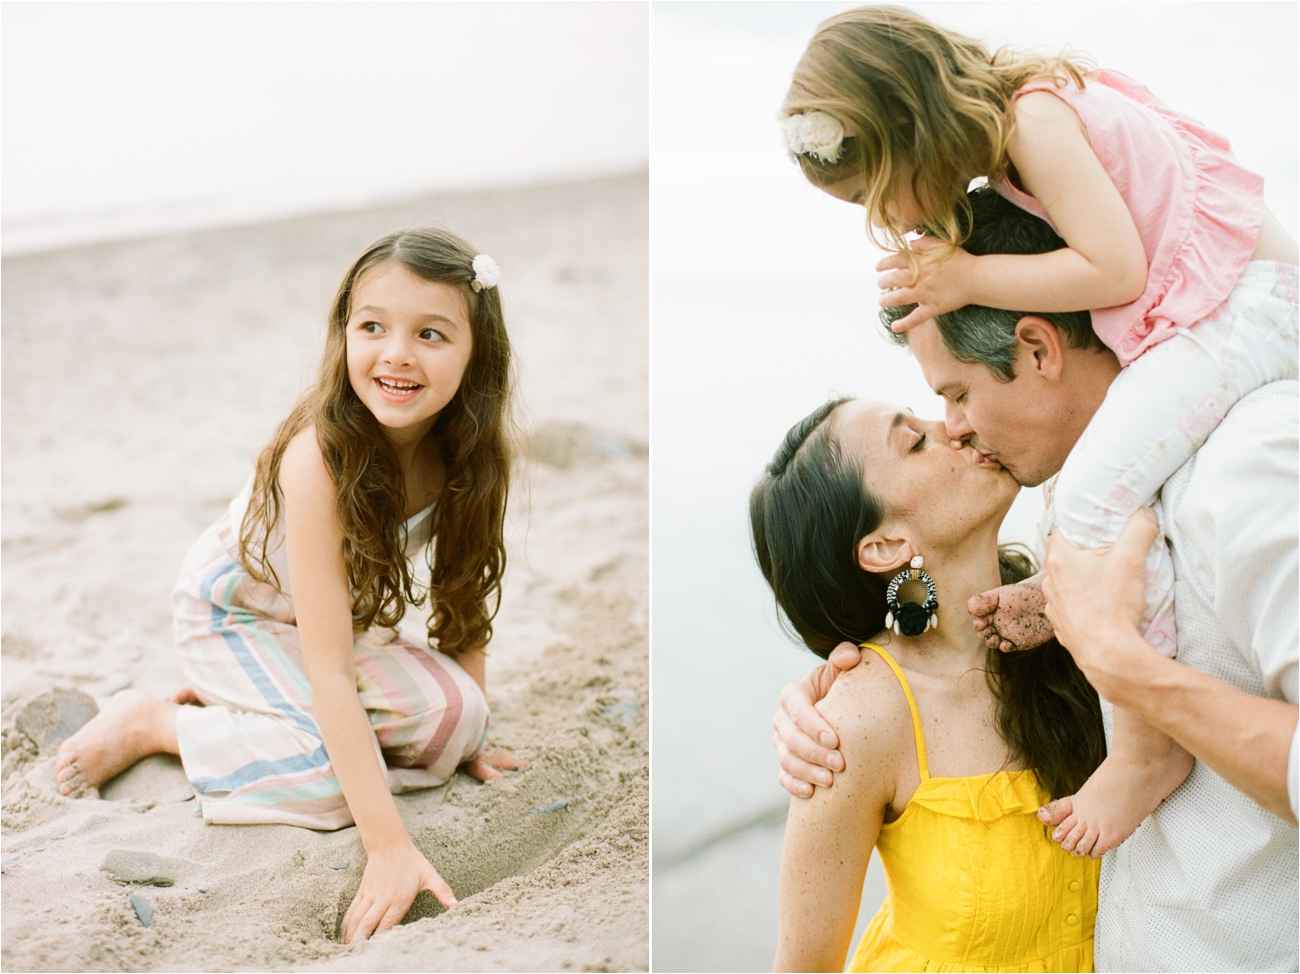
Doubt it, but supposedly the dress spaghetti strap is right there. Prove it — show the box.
[860,642,929,781]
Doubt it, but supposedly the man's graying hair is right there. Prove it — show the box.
[882,187,1106,380]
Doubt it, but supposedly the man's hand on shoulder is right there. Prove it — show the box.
[773,643,862,798]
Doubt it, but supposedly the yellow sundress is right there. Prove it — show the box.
[848,644,1100,973]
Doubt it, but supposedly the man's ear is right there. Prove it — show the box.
[856,532,915,574]
[1014,315,1065,383]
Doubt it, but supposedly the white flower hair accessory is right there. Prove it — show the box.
[781,110,845,163]
[471,254,501,292]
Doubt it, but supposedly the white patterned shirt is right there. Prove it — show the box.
[1092,381,1299,972]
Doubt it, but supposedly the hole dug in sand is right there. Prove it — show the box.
[332,734,614,939]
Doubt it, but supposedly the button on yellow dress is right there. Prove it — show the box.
[848,644,1100,973]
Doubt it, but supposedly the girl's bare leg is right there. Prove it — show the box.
[55,689,181,798]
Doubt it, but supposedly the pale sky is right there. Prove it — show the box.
[2,2,649,252]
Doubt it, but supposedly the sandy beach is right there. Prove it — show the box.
[1,173,648,972]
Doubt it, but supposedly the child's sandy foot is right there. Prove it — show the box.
[967,581,1054,652]
[55,689,179,799]
[461,749,530,782]
[1037,747,1195,859]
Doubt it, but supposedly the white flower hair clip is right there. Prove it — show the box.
[781,110,845,163]
[471,254,501,292]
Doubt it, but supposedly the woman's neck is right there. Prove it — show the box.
[883,525,1004,675]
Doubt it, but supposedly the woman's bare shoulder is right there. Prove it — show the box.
[816,645,914,765]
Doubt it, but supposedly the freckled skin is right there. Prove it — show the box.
[967,578,1055,653]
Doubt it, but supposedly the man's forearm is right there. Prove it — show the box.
[1098,635,1298,824]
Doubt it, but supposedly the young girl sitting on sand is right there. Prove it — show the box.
[780,5,1298,858]
[55,227,524,943]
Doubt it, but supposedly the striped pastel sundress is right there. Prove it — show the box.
[172,476,488,830]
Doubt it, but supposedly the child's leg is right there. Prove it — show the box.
[1038,706,1193,858]
[170,551,489,827]
[353,632,490,793]
[176,698,355,828]
[174,633,489,828]
[163,531,353,826]
[172,636,489,828]
[1053,263,1297,653]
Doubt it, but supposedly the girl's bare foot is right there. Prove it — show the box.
[55,689,180,799]
[1037,713,1194,859]
[462,748,530,782]
[967,579,1054,652]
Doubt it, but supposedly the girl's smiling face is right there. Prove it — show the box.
[345,261,474,440]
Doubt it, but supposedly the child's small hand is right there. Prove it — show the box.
[341,841,456,944]
[461,748,530,782]
[877,238,977,333]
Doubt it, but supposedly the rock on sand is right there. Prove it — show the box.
[101,850,175,886]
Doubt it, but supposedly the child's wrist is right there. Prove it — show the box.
[361,830,417,857]
[959,251,989,308]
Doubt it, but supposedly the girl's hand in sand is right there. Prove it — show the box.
[877,237,977,333]
[461,748,530,782]
[341,840,456,944]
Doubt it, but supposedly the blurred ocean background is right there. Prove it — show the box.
[650,3,1298,971]
[2,2,648,254]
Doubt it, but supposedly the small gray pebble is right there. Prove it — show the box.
[129,893,152,927]
[54,826,68,836]
[530,797,569,814]
[198,888,208,894]
[602,699,640,726]
[330,862,350,870]
[101,850,174,886]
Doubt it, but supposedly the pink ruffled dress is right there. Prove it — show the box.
[992,69,1264,367]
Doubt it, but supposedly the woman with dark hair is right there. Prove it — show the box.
[751,397,1105,972]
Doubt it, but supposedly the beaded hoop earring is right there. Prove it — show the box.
[885,556,939,637]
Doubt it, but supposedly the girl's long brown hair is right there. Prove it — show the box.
[782,5,1090,256]
[239,228,512,656]
[749,398,1105,800]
